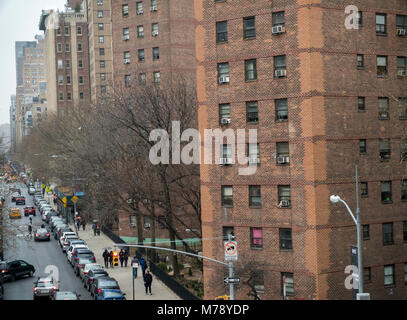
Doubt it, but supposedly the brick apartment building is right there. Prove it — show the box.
[40,7,91,116]
[111,0,196,89]
[195,0,407,300]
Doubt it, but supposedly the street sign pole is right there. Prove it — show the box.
[227,234,236,300]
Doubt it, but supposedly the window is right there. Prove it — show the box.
[100,60,105,68]
[99,48,105,56]
[362,224,370,240]
[245,59,257,81]
[66,75,71,84]
[125,75,131,87]
[250,228,263,248]
[100,86,106,93]
[57,59,63,69]
[137,26,144,38]
[139,73,146,84]
[122,4,129,17]
[78,43,83,52]
[218,63,229,83]
[278,185,291,207]
[276,99,288,121]
[404,221,407,242]
[399,97,407,119]
[78,59,83,68]
[99,36,104,43]
[152,23,159,35]
[97,0,103,5]
[272,11,285,26]
[383,223,394,245]
[249,185,261,207]
[402,180,407,201]
[136,2,143,14]
[79,92,84,99]
[381,181,392,203]
[123,28,129,39]
[223,226,234,241]
[384,265,395,286]
[124,51,130,63]
[378,97,389,119]
[138,49,145,62]
[221,186,233,207]
[280,228,292,250]
[248,143,260,164]
[376,14,387,35]
[356,11,363,27]
[379,139,391,162]
[153,47,159,60]
[151,0,158,11]
[377,56,387,76]
[100,73,106,81]
[56,27,61,36]
[358,97,365,112]
[274,55,287,77]
[359,139,366,154]
[64,44,70,53]
[153,71,160,83]
[77,27,82,35]
[79,75,84,84]
[357,54,364,68]
[66,60,71,68]
[58,92,64,101]
[57,43,62,53]
[98,10,103,18]
[222,144,232,160]
[219,103,231,123]
[246,101,258,123]
[396,15,407,35]
[243,17,255,39]
[67,92,72,101]
[364,267,371,283]
[58,75,63,85]
[277,142,290,162]
[98,23,104,31]
[361,182,368,197]
[401,139,407,162]
[64,26,69,36]
[216,21,228,43]
[281,273,294,296]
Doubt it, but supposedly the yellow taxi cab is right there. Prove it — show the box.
[9,207,22,219]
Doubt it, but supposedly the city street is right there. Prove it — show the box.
[2,182,91,300]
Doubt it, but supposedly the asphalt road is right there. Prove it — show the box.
[2,182,91,300]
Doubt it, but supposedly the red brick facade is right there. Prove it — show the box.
[195,0,407,300]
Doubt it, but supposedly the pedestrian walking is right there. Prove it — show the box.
[96,222,101,235]
[144,270,153,295]
[131,256,139,278]
[109,250,114,268]
[119,249,125,267]
[139,256,147,277]
[92,223,97,236]
[76,217,81,230]
[123,249,129,267]
[81,219,86,231]
[103,249,110,268]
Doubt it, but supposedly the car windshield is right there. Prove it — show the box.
[55,293,77,300]
[37,229,47,233]
[100,280,118,287]
[37,281,53,287]
[104,291,124,298]
[86,264,102,271]
[79,259,93,265]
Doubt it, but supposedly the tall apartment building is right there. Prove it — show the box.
[84,0,114,102]
[195,0,407,300]
[9,95,17,152]
[15,41,36,87]
[111,0,196,88]
[40,6,91,116]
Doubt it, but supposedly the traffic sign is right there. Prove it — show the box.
[71,196,79,204]
[224,240,238,261]
[62,197,67,204]
[224,277,240,284]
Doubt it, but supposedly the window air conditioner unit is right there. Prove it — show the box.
[137,9,144,15]
[379,112,389,119]
[130,223,136,227]
[397,69,407,77]
[123,35,130,41]
[152,31,159,37]
[279,200,290,208]
[397,28,406,36]
[124,58,130,64]
[248,157,260,164]
[220,118,231,125]
[220,158,233,165]
[284,156,290,164]
[277,156,286,164]
[219,76,230,84]
[272,25,286,35]
[150,5,158,11]
[275,69,287,78]
[144,223,151,229]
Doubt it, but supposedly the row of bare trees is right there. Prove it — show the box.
[14,76,201,277]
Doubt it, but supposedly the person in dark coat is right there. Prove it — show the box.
[81,219,86,231]
[119,249,125,267]
[102,249,109,268]
[144,270,153,295]
[123,250,129,267]
[109,250,114,268]
[139,256,147,277]
[92,223,97,236]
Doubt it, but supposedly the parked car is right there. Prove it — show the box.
[59,232,77,246]
[74,257,95,277]
[84,269,109,291]
[40,205,52,215]
[34,228,51,241]
[28,187,36,195]
[36,200,47,208]
[64,239,86,251]
[0,275,4,300]
[96,289,126,300]
[62,236,79,252]
[8,208,21,219]
[71,249,95,267]
[80,263,104,281]
[67,244,88,263]
[54,224,70,240]
[57,228,74,242]
[15,196,25,205]
[0,260,35,282]
[33,276,59,300]
[45,211,58,223]
[33,196,43,206]
[52,291,80,300]
[24,206,36,217]
[90,277,120,297]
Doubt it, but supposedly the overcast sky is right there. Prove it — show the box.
[0,0,66,125]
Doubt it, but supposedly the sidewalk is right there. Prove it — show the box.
[44,193,180,300]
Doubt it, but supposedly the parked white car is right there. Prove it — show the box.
[59,232,77,247]
[67,244,88,262]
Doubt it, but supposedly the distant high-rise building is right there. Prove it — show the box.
[15,41,36,87]
[9,95,17,152]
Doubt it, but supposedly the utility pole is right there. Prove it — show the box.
[227,234,235,300]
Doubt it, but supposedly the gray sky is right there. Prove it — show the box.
[0,0,66,125]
